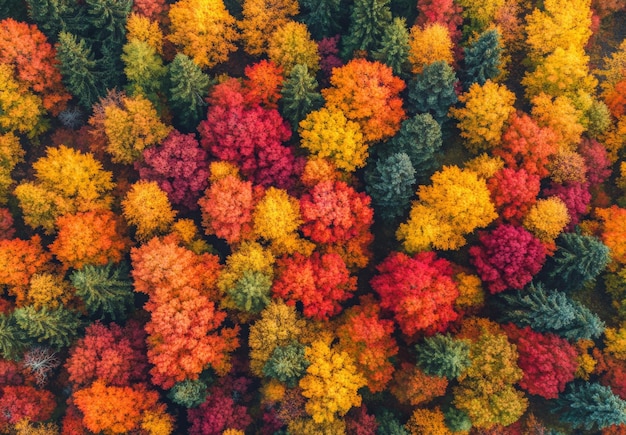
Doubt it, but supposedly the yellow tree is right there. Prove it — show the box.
[450,80,516,154]
[168,0,239,68]
[126,12,163,53]
[0,132,23,204]
[239,0,299,56]
[122,180,176,241]
[0,64,47,139]
[531,93,584,151]
[456,0,505,34]
[408,23,454,74]
[523,197,570,245]
[268,21,319,75]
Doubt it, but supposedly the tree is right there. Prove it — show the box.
[299,338,366,423]
[13,305,81,349]
[408,23,454,74]
[456,0,505,35]
[136,130,209,210]
[23,272,74,310]
[372,17,410,76]
[299,109,366,172]
[125,12,163,53]
[469,225,546,294]
[229,270,273,313]
[390,363,448,406]
[371,251,459,337]
[122,180,176,241]
[503,324,578,399]
[450,80,516,154]
[415,334,471,379]
[322,59,406,143]
[268,21,319,75]
[70,262,134,320]
[244,60,284,109]
[543,181,590,230]
[397,165,497,252]
[552,382,626,431]
[487,168,541,225]
[462,28,503,88]
[121,39,165,105]
[272,251,356,320]
[280,64,324,128]
[263,342,310,386]
[548,149,587,184]
[0,132,23,205]
[0,236,51,296]
[0,314,28,360]
[341,0,392,56]
[523,197,570,246]
[405,408,452,435]
[416,0,463,43]
[168,379,208,408]
[0,385,56,432]
[579,138,612,187]
[167,54,211,131]
[530,93,584,150]
[167,0,238,68]
[596,206,626,269]
[0,64,48,138]
[239,0,299,56]
[496,282,605,341]
[406,61,458,124]
[365,152,416,222]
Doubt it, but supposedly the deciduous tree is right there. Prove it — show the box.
[268,21,319,75]
[122,180,176,241]
[408,23,454,74]
[487,168,540,225]
[239,0,299,56]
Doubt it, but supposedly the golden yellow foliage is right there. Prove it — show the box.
[287,418,347,435]
[23,273,74,310]
[405,407,453,435]
[268,21,319,75]
[457,0,506,33]
[454,272,486,310]
[603,116,626,163]
[605,323,626,361]
[463,153,504,179]
[261,379,286,404]
[209,161,240,182]
[239,0,299,56]
[126,13,163,53]
[0,64,47,138]
[523,197,570,244]
[575,339,597,380]
[140,409,174,435]
[408,23,454,74]
[300,158,341,187]
[122,180,176,241]
[531,93,584,151]
[0,132,24,204]
[13,420,60,435]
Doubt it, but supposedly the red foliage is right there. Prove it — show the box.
[578,138,612,187]
[188,376,252,435]
[132,0,169,21]
[0,18,70,115]
[0,209,14,240]
[469,225,546,294]
[244,60,284,109]
[503,324,578,399]
[542,181,591,230]
[66,320,149,387]
[370,251,459,337]
[198,79,301,189]
[61,402,89,435]
[272,251,357,320]
[487,168,541,225]
[606,78,626,119]
[318,35,344,79]
[0,385,56,430]
[604,424,626,435]
[0,359,23,386]
[136,130,209,210]
[346,405,379,435]
[599,354,626,400]
[416,0,464,43]
[495,112,558,178]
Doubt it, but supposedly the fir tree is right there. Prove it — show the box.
[497,282,605,341]
[25,0,75,40]
[299,0,343,39]
[56,31,103,109]
[168,379,209,408]
[0,0,28,21]
[462,28,502,89]
[552,382,626,431]
[70,262,134,320]
[415,334,471,379]
[0,314,27,360]
[365,152,416,222]
[372,17,410,77]
[444,407,472,432]
[341,0,392,57]
[13,305,82,349]
[280,64,324,129]
[228,270,272,313]
[376,409,409,435]
[168,54,212,132]
[263,342,310,387]
[407,60,458,124]
[122,40,166,108]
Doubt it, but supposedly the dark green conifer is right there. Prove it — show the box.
[341,0,392,57]
[415,334,471,379]
[13,305,81,349]
[365,152,416,222]
[372,17,410,77]
[0,314,27,360]
[168,54,212,132]
[407,60,458,124]
[462,29,502,88]
[299,0,342,39]
[444,407,472,432]
[280,64,324,129]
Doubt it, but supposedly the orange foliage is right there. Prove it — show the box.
[606,77,626,119]
[405,407,453,435]
[596,206,626,270]
[244,60,284,109]
[390,362,448,406]
[0,236,52,295]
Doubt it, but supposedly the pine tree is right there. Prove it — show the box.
[13,305,82,349]
[168,54,211,132]
[0,314,27,360]
[341,0,392,57]
[56,31,103,109]
[364,152,416,222]
[299,0,342,39]
[70,262,134,320]
[168,379,209,408]
[376,409,409,435]
[372,17,410,77]
[25,0,75,40]
[552,382,626,431]
[227,270,272,313]
[497,282,605,341]
[0,0,28,21]
[263,342,310,387]
[280,64,324,129]
[122,39,166,107]
[407,60,458,124]
[462,28,502,89]
[415,334,471,379]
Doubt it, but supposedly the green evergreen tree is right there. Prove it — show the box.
[299,0,343,39]
[122,40,166,108]
[70,262,134,321]
[415,334,471,379]
[552,382,626,431]
[168,53,212,132]
[497,282,605,341]
[444,407,472,432]
[84,0,131,46]
[376,409,409,435]
[280,64,324,130]
[25,0,75,40]
[13,305,82,349]
[372,17,410,77]
[341,0,392,58]
[263,342,310,387]
[407,60,458,124]
[545,232,610,291]
[0,0,28,21]
[228,270,272,313]
[385,113,442,180]
[56,31,103,109]
[168,379,209,408]
[0,314,27,360]
[462,29,502,89]
[365,152,416,222]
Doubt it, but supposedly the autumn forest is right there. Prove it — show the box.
[1,0,626,433]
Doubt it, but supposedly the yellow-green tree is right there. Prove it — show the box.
[407,23,454,74]
[0,132,23,204]
[456,0,505,34]
[167,0,239,68]
[14,145,115,233]
[298,108,366,172]
[239,0,299,56]
[0,64,47,139]
[267,21,319,75]
[299,338,366,424]
[450,80,516,154]
[396,165,497,252]
[122,180,176,241]
[126,13,164,54]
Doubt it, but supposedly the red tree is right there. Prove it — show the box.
[542,181,591,230]
[0,209,14,240]
[244,60,284,109]
[317,36,343,79]
[469,225,546,294]
[487,168,540,225]
[370,251,459,337]
[0,385,56,431]
[503,324,578,399]
[345,406,379,435]
[578,138,612,187]
[272,251,356,320]
[416,0,463,44]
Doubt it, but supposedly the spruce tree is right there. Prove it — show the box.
[168,379,209,408]
[280,64,324,129]
[70,262,134,320]
[552,382,626,430]
[0,314,27,360]
[372,17,410,77]
[415,334,471,379]
[341,0,392,57]
[365,152,416,222]
[462,28,502,89]
[0,0,28,21]
[407,60,458,124]
[168,54,212,131]
[263,342,310,387]
[228,270,272,313]
[122,40,166,108]
[25,0,75,40]
[13,305,82,349]
[299,0,342,39]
